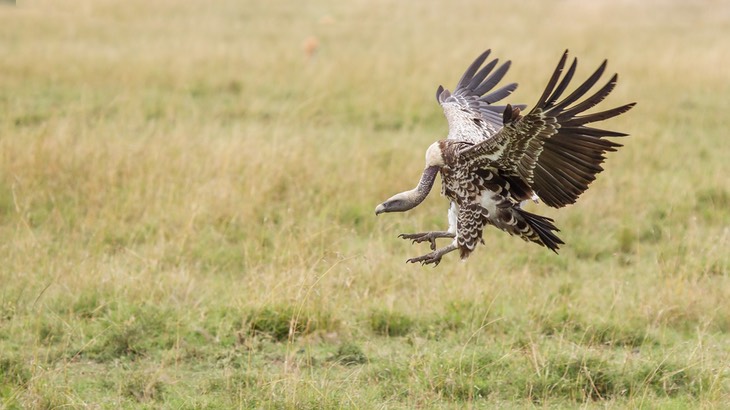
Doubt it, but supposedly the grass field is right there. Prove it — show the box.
[1,0,729,408]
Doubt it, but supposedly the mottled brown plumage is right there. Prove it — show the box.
[375,49,635,266]
[437,138,564,260]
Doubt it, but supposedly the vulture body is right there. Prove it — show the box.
[375,49,635,266]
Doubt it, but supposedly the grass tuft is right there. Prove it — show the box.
[0,356,31,387]
[86,305,173,361]
[247,306,337,342]
[331,342,367,365]
[529,355,621,402]
[123,372,166,403]
[369,309,414,337]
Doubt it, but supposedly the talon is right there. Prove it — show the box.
[406,243,459,267]
[398,231,455,251]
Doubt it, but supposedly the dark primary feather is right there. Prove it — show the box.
[461,51,636,208]
[473,62,511,97]
[534,51,571,110]
[543,58,577,108]
[455,49,493,92]
[466,58,499,93]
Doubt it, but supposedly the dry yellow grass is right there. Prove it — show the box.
[1,0,729,407]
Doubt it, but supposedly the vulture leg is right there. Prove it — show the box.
[399,231,455,251]
[406,243,459,267]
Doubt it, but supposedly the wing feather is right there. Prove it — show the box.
[534,50,569,109]
[480,83,519,104]
[549,60,607,112]
[460,51,635,208]
[471,61,511,96]
[437,50,525,143]
[466,59,499,92]
[544,58,577,107]
[454,50,492,90]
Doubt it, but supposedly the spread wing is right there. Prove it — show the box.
[436,49,527,144]
[460,51,636,208]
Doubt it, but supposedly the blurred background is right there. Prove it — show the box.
[1,0,728,407]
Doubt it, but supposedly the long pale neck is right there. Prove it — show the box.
[407,165,440,207]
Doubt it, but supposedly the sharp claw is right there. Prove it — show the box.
[404,242,457,266]
[406,254,441,266]
[400,232,447,251]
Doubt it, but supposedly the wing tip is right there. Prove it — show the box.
[456,49,493,90]
[436,85,444,103]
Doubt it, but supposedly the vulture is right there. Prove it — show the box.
[375,49,635,266]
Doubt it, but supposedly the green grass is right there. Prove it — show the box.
[1,0,729,408]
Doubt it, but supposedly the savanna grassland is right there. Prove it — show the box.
[1,0,729,408]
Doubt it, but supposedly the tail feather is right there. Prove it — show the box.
[515,208,564,253]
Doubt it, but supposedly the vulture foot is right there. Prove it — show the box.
[406,243,458,267]
[398,231,455,251]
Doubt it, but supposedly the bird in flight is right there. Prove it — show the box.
[375,49,635,266]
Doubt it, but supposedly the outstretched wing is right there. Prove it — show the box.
[460,51,636,208]
[437,49,526,144]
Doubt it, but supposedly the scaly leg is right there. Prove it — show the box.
[398,231,455,251]
[406,243,459,267]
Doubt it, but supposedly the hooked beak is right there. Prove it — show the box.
[375,165,440,217]
[375,203,385,216]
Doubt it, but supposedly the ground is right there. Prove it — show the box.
[1,0,729,408]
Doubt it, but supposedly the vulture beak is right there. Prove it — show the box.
[375,204,385,215]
